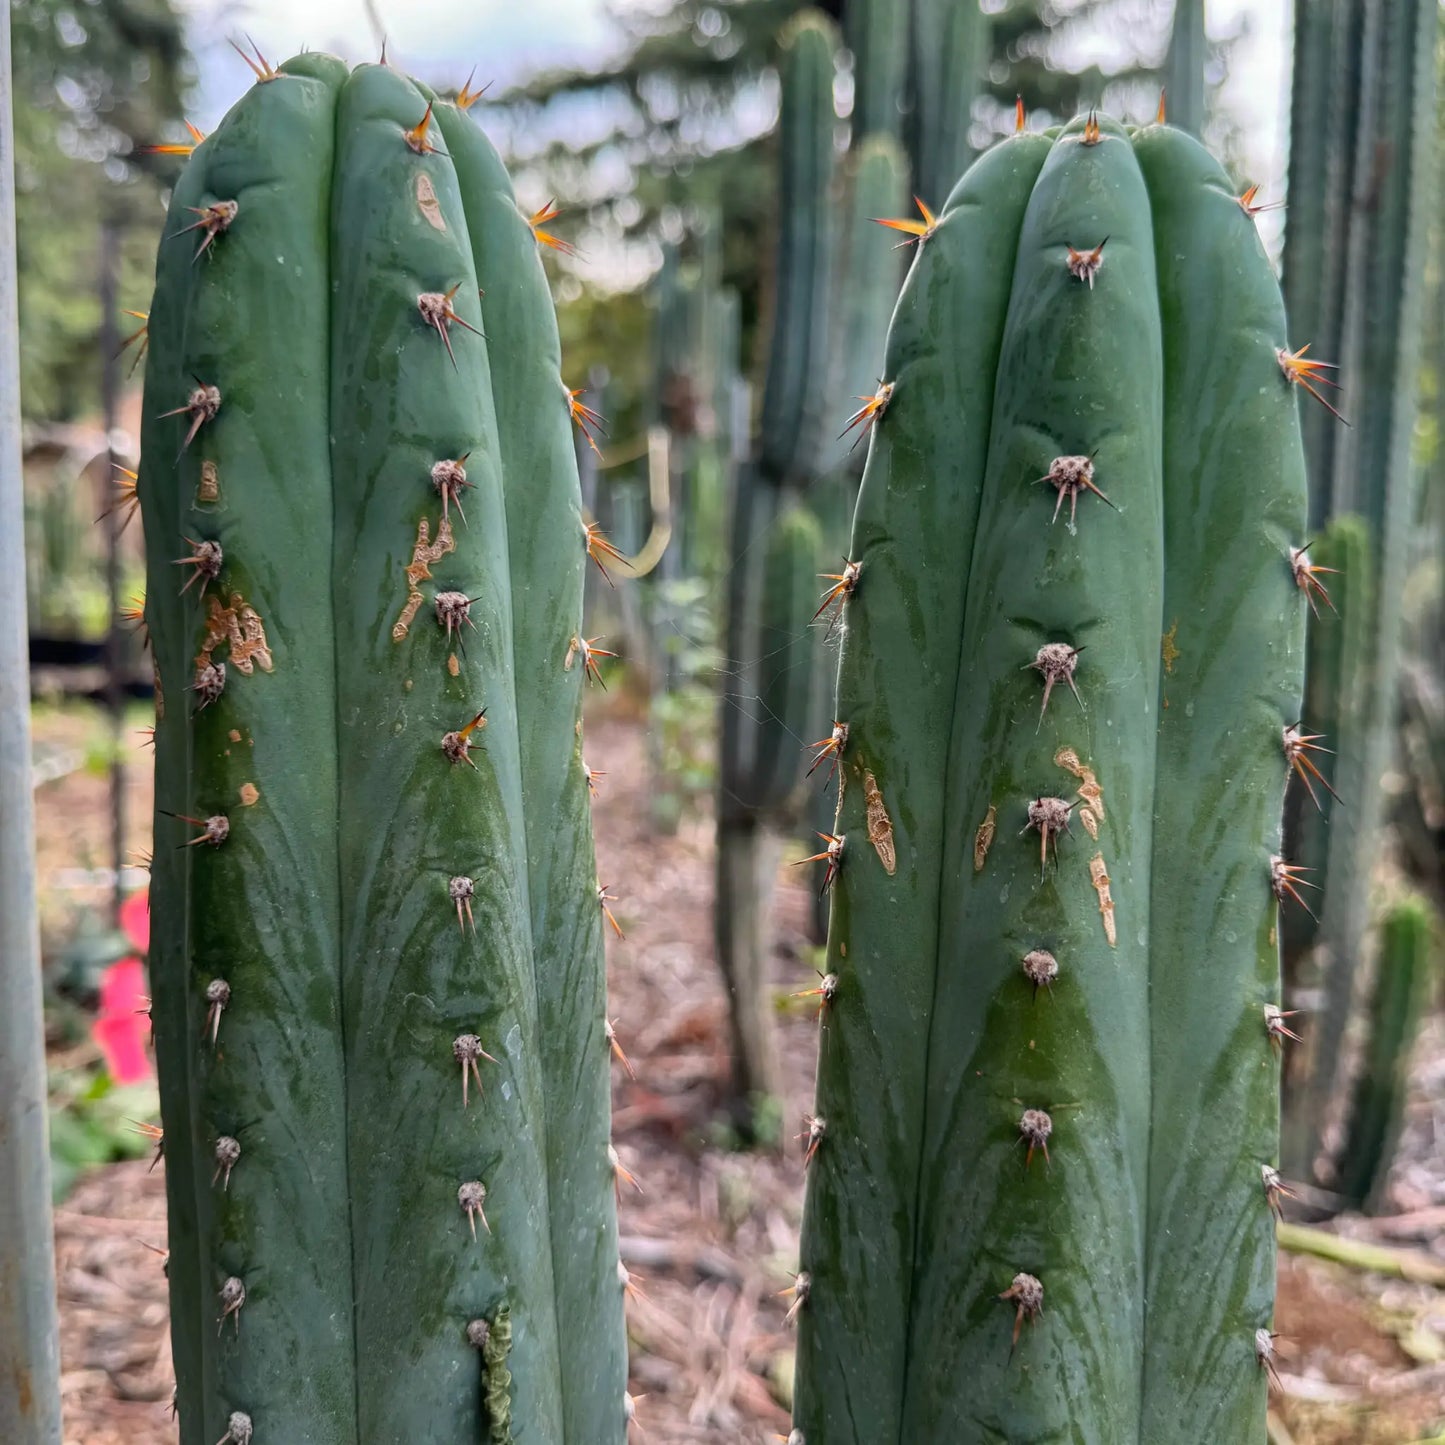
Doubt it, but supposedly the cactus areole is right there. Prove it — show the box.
[138,55,626,1444]
[794,114,1309,1441]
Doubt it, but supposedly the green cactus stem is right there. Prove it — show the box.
[1336,897,1440,1211]
[139,54,625,1444]
[793,113,1307,1441]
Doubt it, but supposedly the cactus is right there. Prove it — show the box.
[716,8,909,1106]
[1278,0,1439,1185]
[1335,897,1440,1210]
[793,113,1309,1440]
[137,53,626,1443]
[1164,0,1207,137]
[906,0,988,210]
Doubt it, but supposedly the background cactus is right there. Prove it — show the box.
[1278,0,1440,1189]
[138,53,626,1444]
[793,113,1308,1440]
[715,7,905,1111]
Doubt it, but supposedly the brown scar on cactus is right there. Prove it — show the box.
[453,1033,498,1107]
[197,590,273,676]
[863,771,896,874]
[1055,746,1105,837]
[417,284,482,369]
[430,454,473,524]
[974,803,997,871]
[1255,1329,1283,1391]
[212,1136,240,1190]
[159,381,221,460]
[839,382,893,453]
[441,710,487,768]
[780,1271,810,1326]
[171,199,238,262]
[1088,852,1117,945]
[567,386,607,456]
[449,875,476,933]
[1262,1165,1297,1221]
[1022,948,1059,1001]
[813,558,861,626]
[605,1016,636,1079]
[173,537,222,598]
[197,458,220,505]
[457,1180,490,1239]
[1029,642,1085,726]
[1066,238,1107,288]
[797,1114,826,1168]
[999,1272,1043,1351]
[1161,619,1180,673]
[1283,722,1343,812]
[1289,542,1340,618]
[1037,453,1114,529]
[584,518,627,586]
[1279,343,1349,424]
[394,515,456,640]
[403,101,443,155]
[872,195,939,249]
[794,832,845,895]
[217,1410,253,1444]
[792,970,838,1021]
[1264,1003,1304,1050]
[1271,854,1319,920]
[204,979,230,1047]
[597,882,625,938]
[806,721,848,789]
[1018,1108,1052,1170]
[414,172,446,230]
[1022,797,1074,877]
[529,199,577,256]
[217,1276,246,1336]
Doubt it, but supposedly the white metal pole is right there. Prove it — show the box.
[0,6,64,1441]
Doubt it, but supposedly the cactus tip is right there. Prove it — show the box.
[812,559,861,626]
[608,1142,643,1196]
[584,519,627,586]
[448,875,477,933]
[1255,1328,1282,1391]
[212,1136,241,1190]
[441,710,488,768]
[217,1410,253,1445]
[1261,1164,1297,1221]
[577,635,618,688]
[1270,854,1319,921]
[781,1270,811,1326]
[159,385,221,462]
[529,201,577,256]
[1238,184,1284,218]
[190,660,227,710]
[1264,1002,1304,1050]
[217,1276,246,1336]
[1081,109,1102,146]
[456,67,492,110]
[1037,454,1113,529]
[567,386,608,455]
[597,882,626,938]
[172,200,239,262]
[605,1016,637,1079]
[430,456,474,525]
[1156,88,1166,125]
[230,35,280,84]
[1014,95,1026,132]
[403,101,442,155]
[805,721,848,788]
[1289,543,1340,618]
[791,969,839,1019]
[797,1114,827,1168]
[417,287,483,369]
[1028,642,1085,726]
[204,978,231,1046]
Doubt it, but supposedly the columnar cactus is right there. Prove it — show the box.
[138,53,626,1443]
[793,113,1310,1440]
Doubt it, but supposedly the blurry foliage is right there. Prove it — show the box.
[47,1063,158,1202]
[10,0,193,422]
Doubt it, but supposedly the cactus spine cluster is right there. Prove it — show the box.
[793,113,1310,1440]
[138,53,625,1444]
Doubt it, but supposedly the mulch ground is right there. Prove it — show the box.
[35,705,1445,1444]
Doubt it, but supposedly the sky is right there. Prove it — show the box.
[175,0,1295,261]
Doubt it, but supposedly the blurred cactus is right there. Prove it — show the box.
[906,0,988,210]
[1164,0,1207,136]
[793,112,1307,1440]
[1279,0,1440,1187]
[716,7,906,1111]
[138,54,626,1442]
[1335,897,1440,1211]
